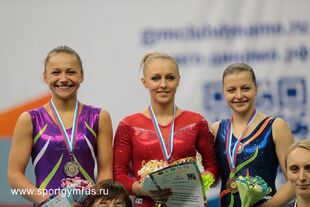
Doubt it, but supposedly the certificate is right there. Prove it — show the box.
[142,161,206,207]
[37,194,73,207]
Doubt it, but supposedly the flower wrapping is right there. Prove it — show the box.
[201,174,215,192]
[138,157,199,183]
[235,175,272,207]
[138,159,169,191]
[138,159,169,182]
[61,177,92,203]
[138,157,209,207]
[138,157,214,191]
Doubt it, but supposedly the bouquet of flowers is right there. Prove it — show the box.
[235,175,272,207]
[138,157,214,207]
[36,177,92,207]
[37,177,92,207]
[61,176,93,203]
[138,158,214,191]
[138,159,169,183]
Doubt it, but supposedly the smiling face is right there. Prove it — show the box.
[141,58,180,106]
[287,147,310,198]
[223,70,257,115]
[43,52,84,101]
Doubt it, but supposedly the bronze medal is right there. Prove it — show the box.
[226,178,238,193]
[64,161,79,177]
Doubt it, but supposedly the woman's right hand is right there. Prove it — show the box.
[133,181,172,205]
[147,188,172,205]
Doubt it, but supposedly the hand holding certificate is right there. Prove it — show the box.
[138,157,209,207]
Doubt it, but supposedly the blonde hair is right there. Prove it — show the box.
[140,52,179,75]
[285,139,310,169]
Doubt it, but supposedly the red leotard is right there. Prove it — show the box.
[113,111,219,207]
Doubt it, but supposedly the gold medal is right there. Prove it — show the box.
[226,178,238,193]
[64,161,79,177]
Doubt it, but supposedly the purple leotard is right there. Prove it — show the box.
[29,104,100,190]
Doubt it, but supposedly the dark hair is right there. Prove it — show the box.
[44,45,83,73]
[285,139,310,170]
[222,63,257,87]
[140,52,179,75]
[83,179,132,207]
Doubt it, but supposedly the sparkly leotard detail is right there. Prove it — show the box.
[29,104,100,190]
[113,111,219,207]
[216,117,277,207]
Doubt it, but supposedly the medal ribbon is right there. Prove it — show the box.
[149,105,176,161]
[226,109,257,171]
[50,100,79,154]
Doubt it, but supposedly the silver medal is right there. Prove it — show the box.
[64,161,79,177]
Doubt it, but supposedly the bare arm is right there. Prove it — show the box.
[7,112,49,203]
[210,121,220,139]
[273,118,294,174]
[260,118,295,207]
[207,121,221,186]
[96,109,113,182]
